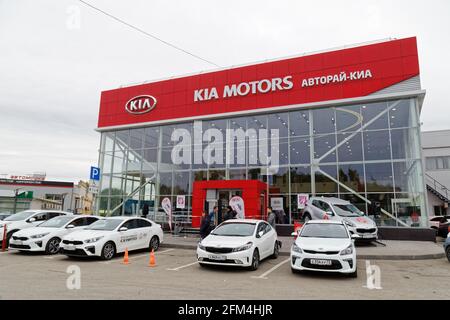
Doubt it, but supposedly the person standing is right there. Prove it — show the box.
[267,206,276,228]
[200,210,211,239]
[142,203,149,218]
[223,206,233,221]
[209,206,218,226]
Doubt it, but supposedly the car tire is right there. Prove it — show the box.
[149,236,160,251]
[45,237,61,255]
[349,267,358,278]
[249,249,260,271]
[199,262,207,268]
[303,213,311,223]
[271,241,280,259]
[101,241,116,260]
[446,247,450,263]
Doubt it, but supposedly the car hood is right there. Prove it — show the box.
[63,229,112,241]
[14,227,56,237]
[342,216,376,228]
[295,237,351,251]
[200,235,254,248]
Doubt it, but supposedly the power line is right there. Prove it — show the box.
[78,0,220,67]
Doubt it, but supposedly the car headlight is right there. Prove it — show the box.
[30,233,50,239]
[198,243,206,251]
[292,243,303,254]
[340,244,353,255]
[345,220,356,228]
[232,242,253,252]
[84,236,104,244]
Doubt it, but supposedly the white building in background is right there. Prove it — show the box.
[422,129,450,216]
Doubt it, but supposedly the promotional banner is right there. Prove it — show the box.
[297,194,309,209]
[229,196,245,219]
[176,195,186,209]
[270,197,284,211]
[162,197,172,231]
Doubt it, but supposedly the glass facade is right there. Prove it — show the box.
[97,98,427,227]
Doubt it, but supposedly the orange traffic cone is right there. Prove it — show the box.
[148,249,156,267]
[122,247,129,264]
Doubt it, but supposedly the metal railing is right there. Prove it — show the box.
[425,173,449,202]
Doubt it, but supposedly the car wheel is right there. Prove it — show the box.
[45,237,61,255]
[249,249,260,271]
[271,241,280,259]
[149,236,160,251]
[446,247,450,263]
[303,213,311,223]
[349,267,358,278]
[101,241,116,260]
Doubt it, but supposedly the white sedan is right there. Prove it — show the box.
[291,220,358,277]
[9,215,100,254]
[59,216,163,260]
[197,219,280,270]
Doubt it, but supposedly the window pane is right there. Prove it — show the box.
[103,133,115,152]
[265,167,289,193]
[290,166,311,193]
[268,113,289,137]
[208,170,226,180]
[362,102,388,130]
[313,108,336,135]
[162,123,192,147]
[315,165,338,193]
[338,163,365,193]
[289,110,310,137]
[365,162,393,192]
[115,130,129,148]
[389,99,416,128]
[129,129,144,150]
[363,130,391,161]
[337,132,363,162]
[390,128,420,160]
[173,171,190,195]
[143,127,160,148]
[290,136,310,164]
[336,105,362,133]
[158,172,172,195]
[314,134,336,162]
[229,168,246,180]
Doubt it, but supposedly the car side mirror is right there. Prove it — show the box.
[28,217,36,223]
[119,227,128,232]
[66,224,75,229]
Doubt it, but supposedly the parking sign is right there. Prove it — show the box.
[90,166,100,181]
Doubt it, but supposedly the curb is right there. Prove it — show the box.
[161,243,446,261]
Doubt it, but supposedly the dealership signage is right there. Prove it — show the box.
[99,37,420,128]
[125,95,157,114]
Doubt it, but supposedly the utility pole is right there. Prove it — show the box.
[12,188,22,214]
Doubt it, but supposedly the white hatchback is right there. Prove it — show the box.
[291,220,358,277]
[9,215,99,254]
[197,219,280,271]
[59,216,163,260]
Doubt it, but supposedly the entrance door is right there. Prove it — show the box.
[217,190,242,224]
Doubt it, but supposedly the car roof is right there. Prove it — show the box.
[104,216,146,221]
[305,219,344,225]
[222,219,263,224]
[309,197,350,205]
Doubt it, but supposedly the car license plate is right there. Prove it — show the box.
[208,254,226,261]
[310,259,332,266]
[362,233,373,238]
[16,240,23,245]
[66,244,76,251]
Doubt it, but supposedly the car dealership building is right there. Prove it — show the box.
[95,37,427,231]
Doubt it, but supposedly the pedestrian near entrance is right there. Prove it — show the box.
[267,206,276,228]
[142,203,149,218]
[209,206,218,226]
[223,206,234,221]
[200,210,211,239]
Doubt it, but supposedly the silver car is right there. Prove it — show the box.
[302,197,378,241]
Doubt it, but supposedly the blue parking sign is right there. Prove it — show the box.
[90,166,100,181]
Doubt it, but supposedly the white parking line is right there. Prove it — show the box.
[43,256,55,259]
[167,261,198,271]
[251,258,290,279]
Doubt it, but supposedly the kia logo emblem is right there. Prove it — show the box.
[125,95,157,115]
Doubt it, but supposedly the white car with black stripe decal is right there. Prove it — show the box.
[8,215,100,254]
[59,216,163,260]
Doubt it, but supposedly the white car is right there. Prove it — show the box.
[303,197,378,240]
[291,220,358,277]
[197,219,280,271]
[59,216,163,260]
[0,210,72,247]
[9,215,100,254]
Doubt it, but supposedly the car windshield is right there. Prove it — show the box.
[332,204,364,217]
[85,219,122,231]
[39,216,74,228]
[211,222,256,237]
[3,211,36,221]
[300,223,349,239]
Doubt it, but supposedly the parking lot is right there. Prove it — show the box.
[1,247,449,300]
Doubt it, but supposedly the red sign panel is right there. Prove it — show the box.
[98,37,419,129]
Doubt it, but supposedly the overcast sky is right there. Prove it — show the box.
[1,0,449,182]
